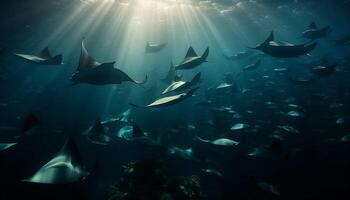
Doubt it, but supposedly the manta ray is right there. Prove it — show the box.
[175,46,209,70]
[196,136,239,146]
[302,22,331,40]
[83,118,112,145]
[162,72,201,94]
[128,122,160,146]
[243,59,262,70]
[311,63,337,77]
[130,87,199,108]
[145,42,166,53]
[71,41,147,85]
[13,47,63,65]
[332,35,350,45]
[0,113,40,152]
[252,31,317,58]
[114,121,160,146]
[24,137,89,184]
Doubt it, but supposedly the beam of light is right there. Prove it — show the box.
[14,0,275,118]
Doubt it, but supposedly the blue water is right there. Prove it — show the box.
[0,1,350,200]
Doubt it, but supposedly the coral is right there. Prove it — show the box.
[105,160,201,200]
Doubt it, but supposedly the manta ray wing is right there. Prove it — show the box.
[38,47,52,59]
[78,41,100,71]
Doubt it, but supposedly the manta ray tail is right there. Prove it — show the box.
[195,136,210,143]
[189,72,202,85]
[129,103,144,108]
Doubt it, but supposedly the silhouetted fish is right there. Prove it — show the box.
[130,87,199,108]
[13,47,63,65]
[145,42,166,53]
[71,41,147,85]
[252,31,317,58]
[175,46,209,70]
[302,22,331,40]
[161,62,182,84]
[162,72,201,94]
[24,137,89,184]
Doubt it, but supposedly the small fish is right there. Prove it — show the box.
[168,147,195,160]
[231,123,248,130]
[277,125,300,134]
[257,182,280,195]
[196,136,239,146]
[145,42,166,53]
[201,168,223,177]
[286,110,303,117]
[340,135,350,142]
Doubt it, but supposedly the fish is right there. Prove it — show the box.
[175,46,209,70]
[331,35,350,45]
[71,41,147,85]
[13,47,63,65]
[311,63,337,77]
[201,168,223,177]
[302,22,331,40]
[216,83,233,90]
[196,136,239,146]
[230,123,249,131]
[340,135,350,142]
[24,137,89,184]
[289,75,315,85]
[0,143,17,152]
[162,72,201,94]
[252,31,317,58]
[145,42,166,53]
[83,117,112,145]
[128,122,160,146]
[243,59,262,70]
[168,146,195,160]
[257,182,280,195]
[223,50,256,61]
[130,87,199,108]
[0,113,41,151]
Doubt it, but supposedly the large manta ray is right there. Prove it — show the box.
[145,42,166,53]
[175,46,209,70]
[24,137,89,184]
[71,41,147,85]
[13,47,63,65]
[302,22,331,40]
[252,31,317,58]
[130,87,199,108]
[162,72,201,94]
